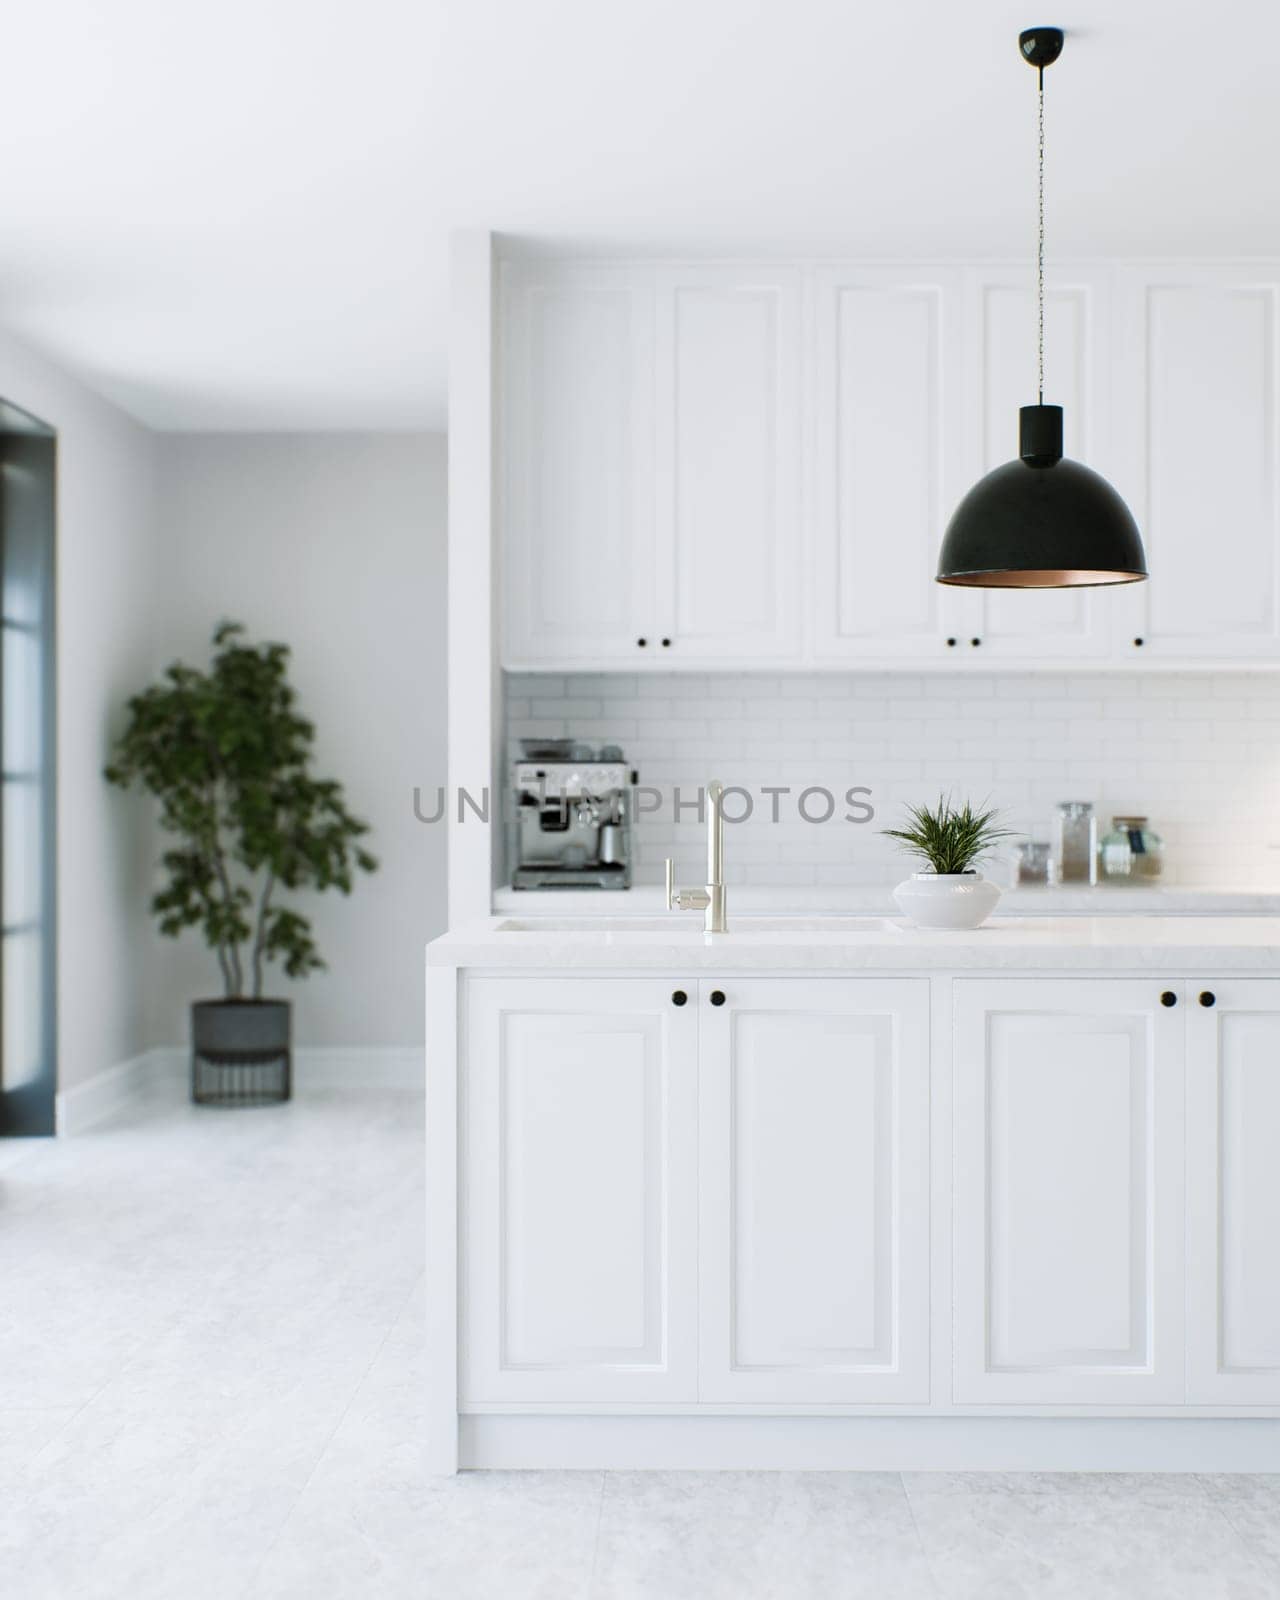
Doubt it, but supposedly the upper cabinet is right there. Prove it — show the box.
[502,265,657,662]
[654,268,802,660]
[812,269,967,660]
[498,256,1280,671]
[1115,267,1280,660]
[501,261,800,668]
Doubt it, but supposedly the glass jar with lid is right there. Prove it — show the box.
[1015,837,1052,886]
[1099,816,1164,883]
[1053,801,1097,885]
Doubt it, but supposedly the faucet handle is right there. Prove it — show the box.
[666,857,711,914]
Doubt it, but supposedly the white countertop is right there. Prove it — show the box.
[429,913,1280,973]
[492,883,1280,917]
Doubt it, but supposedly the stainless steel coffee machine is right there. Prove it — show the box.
[510,742,635,889]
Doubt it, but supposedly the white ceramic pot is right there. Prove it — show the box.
[892,871,1001,931]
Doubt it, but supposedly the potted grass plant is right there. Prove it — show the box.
[106,622,377,1104]
[883,796,1010,930]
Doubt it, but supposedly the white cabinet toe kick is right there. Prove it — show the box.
[424,964,1280,1473]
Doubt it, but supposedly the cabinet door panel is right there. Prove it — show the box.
[1119,271,1280,657]
[655,270,801,659]
[954,980,1184,1405]
[962,275,1116,658]
[502,265,655,663]
[699,978,930,1403]
[462,978,697,1403]
[1188,981,1280,1403]
[813,271,965,658]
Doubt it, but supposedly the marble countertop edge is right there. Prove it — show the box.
[427,915,1280,973]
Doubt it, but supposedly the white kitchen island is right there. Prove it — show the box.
[424,916,1280,1473]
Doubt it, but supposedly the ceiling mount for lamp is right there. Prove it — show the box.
[936,26,1148,590]
[1019,25,1063,70]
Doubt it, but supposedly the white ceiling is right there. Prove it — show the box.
[2,0,1276,431]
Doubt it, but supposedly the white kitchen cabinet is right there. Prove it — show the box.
[812,269,968,660]
[1116,267,1280,659]
[697,977,931,1403]
[1187,980,1280,1404]
[434,957,1280,1472]
[956,270,1120,660]
[462,976,698,1403]
[499,256,1280,671]
[654,267,803,660]
[500,261,800,668]
[501,263,658,663]
[461,972,931,1408]
[953,978,1185,1405]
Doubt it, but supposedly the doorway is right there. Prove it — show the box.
[0,403,56,1136]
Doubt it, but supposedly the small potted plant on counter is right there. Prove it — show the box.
[106,621,377,1104]
[884,795,1009,931]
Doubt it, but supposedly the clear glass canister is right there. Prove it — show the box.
[1015,837,1052,885]
[1100,816,1164,883]
[1053,801,1097,885]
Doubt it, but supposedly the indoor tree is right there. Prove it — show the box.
[105,621,377,999]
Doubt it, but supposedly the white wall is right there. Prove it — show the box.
[508,670,1280,889]
[0,326,162,1092]
[153,434,447,1048]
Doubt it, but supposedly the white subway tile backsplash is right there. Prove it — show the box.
[530,697,601,718]
[600,698,671,721]
[508,717,570,739]
[572,673,637,697]
[505,670,1280,888]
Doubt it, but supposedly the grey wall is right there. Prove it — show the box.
[152,433,447,1048]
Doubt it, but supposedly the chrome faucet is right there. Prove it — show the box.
[665,779,728,933]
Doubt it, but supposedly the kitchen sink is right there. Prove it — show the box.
[495,915,895,935]
[731,916,895,933]
[496,917,686,933]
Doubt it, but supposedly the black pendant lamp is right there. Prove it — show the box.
[937,27,1147,589]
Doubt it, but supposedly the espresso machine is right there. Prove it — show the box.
[510,742,635,889]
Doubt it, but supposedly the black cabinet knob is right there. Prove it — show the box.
[637,637,648,648]
[970,637,981,647]
[671,989,687,1007]
[710,989,726,1007]
[1199,991,1216,1008]
[946,637,957,647]
[1160,990,1177,1008]
[661,637,672,647]
[1133,637,1145,647]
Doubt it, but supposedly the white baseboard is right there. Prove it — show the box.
[55,1048,171,1136]
[56,1045,422,1134]
[458,1415,1280,1473]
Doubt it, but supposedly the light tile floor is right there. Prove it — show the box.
[3,1079,1280,1598]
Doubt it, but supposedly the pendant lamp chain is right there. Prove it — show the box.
[1037,63,1045,405]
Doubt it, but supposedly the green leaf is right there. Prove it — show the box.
[105,620,377,994]
[882,794,1012,876]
